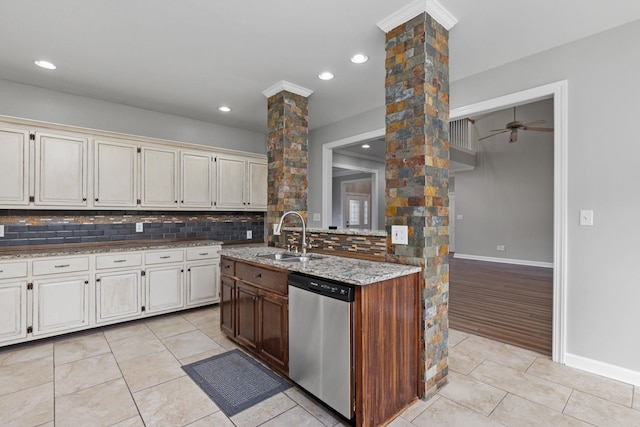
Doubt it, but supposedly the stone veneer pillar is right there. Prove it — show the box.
[384,13,450,398]
[265,89,310,246]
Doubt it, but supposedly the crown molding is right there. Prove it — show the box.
[262,80,313,98]
[376,0,458,32]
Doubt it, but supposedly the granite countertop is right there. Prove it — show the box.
[219,246,421,286]
[0,238,223,260]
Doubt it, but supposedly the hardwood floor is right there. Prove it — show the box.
[448,255,553,355]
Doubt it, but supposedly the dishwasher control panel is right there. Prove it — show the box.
[288,273,354,302]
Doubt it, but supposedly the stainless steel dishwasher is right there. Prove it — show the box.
[288,273,355,420]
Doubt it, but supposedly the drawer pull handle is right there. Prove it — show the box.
[224,265,230,269]
[0,270,3,273]
[254,273,262,278]
[113,259,127,263]
[199,252,209,256]
[55,264,70,268]
[160,256,171,259]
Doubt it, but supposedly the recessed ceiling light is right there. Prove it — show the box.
[34,60,56,70]
[218,106,232,112]
[318,72,334,81]
[351,54,368,64]
[361,144,371,148]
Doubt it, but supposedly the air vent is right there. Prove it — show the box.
[449,118,474,151]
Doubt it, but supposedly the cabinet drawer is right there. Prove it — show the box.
[0,261,28,280]
[145,250,184,265]
[33,256,89,276]
[186,247,219,261]
[96,252,142,270]
[236,262,287,294]
[221,258,235,276]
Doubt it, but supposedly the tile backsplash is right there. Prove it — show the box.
[0,211,264,246]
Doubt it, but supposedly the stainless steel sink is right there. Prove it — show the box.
[257,253,323,262]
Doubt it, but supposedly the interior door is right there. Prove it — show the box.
[343,192,371,230]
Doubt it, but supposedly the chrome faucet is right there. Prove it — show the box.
[274,211,307,254]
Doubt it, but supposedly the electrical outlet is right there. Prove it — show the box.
[391,225,408,245]
[312,213,321,221]
[456,214,464,220]
[0,225,4,238]
[246,230,252,239]
[496,245,506,252]
[135,222,143,233]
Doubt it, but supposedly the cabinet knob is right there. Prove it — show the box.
[175,200,178,203]
[95,198,99,202]
[82,198,87,202]
[254,273,262,278]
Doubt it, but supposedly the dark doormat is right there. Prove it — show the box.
[182,349,291,417]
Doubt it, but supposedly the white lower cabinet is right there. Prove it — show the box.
[96,270,142,324]
[0,281,28,344]
[186,262,219,306]
[32,275,90,336]
[146,266,184,314]
[0,243,221,347]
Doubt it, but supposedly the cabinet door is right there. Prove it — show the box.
[247,160,268,210]
[96,271,142,324]
[145,266,184,314]
[0,281,27,343]
[216,155,245,209]
[94,139,138,207]
[259,290,288,371]
[220,275,235,337]
[0,127,29,206]
[35,132,88,206]
[141,146,178,208]
[235,281,259,351]
[33,276,89,336]
[186,262,219,306]
[181,151,213,209]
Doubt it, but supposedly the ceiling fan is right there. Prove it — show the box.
[478,107,554,143]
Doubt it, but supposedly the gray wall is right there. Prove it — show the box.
[0,79,266,154]
[451,20,640,373]
[455,99,554,263]
[308,20,640,375]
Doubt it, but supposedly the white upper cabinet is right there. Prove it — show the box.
[34,131,88,206]
[94,138,139,208]
[181,151,213,209]
[216,154,267,210]
[216,154,246,209]
[141,146,179,208]
[0,118,267,211]
[0,126,29,206]
[247,159,268,210]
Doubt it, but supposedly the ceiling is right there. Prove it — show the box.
[2,1,639,134]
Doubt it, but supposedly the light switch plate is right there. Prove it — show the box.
[0,225,4,238]
[312,213,321,221]
[456,214,464,220]
[135,222,144,232]
[579,210,594,226]
[391,225,408,245]
[246,230,252,239]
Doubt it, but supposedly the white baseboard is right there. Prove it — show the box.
[565,353,640,386]
[453,253,553,268]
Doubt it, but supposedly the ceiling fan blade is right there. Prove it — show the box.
[509,129,518,143]
[524,127,554,132]
[489,128,507,132]
[478,129,510,141]
[522,120,546,127]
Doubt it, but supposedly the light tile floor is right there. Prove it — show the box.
[1,306,638,426]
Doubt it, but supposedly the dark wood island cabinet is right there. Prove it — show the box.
[220,253,420,427]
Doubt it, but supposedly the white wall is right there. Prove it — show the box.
[451,19,640,376]
[309,20,640,379]
[0,79,266,154]
[455,99,554,263]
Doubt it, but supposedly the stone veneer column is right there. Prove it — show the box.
[384,13,450,398]
[265,89,310,246]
